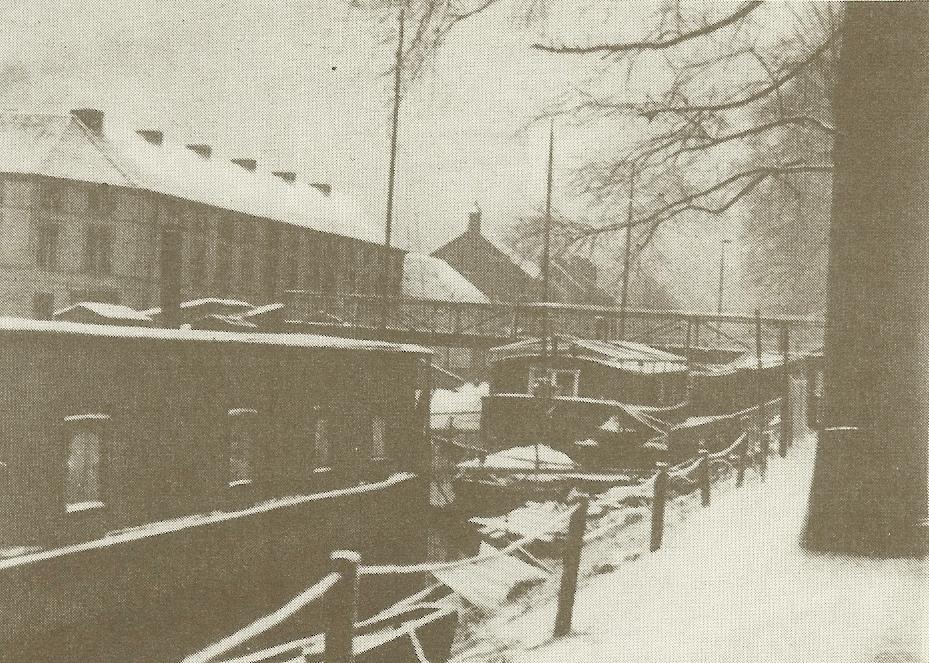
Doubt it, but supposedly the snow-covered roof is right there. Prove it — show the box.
[458,444,578,470]
[241,302,285,318]
[402,252,490,304]
[53,302,153,323]
[699,351,786,376]
[0,317,431,354]
[179,298,252,310]
[0,111,384,244]
[489,335,688,374]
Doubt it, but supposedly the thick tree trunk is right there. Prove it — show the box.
[804,2,928,557]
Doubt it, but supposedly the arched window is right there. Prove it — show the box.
[371,415,387,459]
[314,417,330,468]
[227,408,257,487]
[63,414,108,513]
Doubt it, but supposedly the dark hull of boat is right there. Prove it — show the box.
[0,475,428,663]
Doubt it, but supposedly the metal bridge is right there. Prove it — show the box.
[283,291,824,379]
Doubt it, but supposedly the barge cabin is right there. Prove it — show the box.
[481,335,689,454]
[0,317,432,661]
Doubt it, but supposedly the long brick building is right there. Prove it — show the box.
[0,108,404,318]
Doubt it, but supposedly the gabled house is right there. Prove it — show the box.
[432,206,614,306]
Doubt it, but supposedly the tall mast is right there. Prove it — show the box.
[379,5,405,334]
[618,165,636,340]
[541,122,554,357]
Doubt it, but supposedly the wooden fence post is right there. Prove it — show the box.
[326,550,360,663]
[649,463,669,552]
[754,309,768,481]
[553,495,589,638]
[736,431,747,488]
[698,444,710,507]
[778,323,792,457]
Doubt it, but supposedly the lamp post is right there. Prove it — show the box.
[715,239,732,346]
[716,239,732,315]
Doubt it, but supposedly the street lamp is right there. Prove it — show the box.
[716,239,732,315]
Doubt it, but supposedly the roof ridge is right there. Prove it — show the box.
[61,114,140,186]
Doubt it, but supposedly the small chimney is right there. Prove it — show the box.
[272,171,296,183]
[70,108,104,133]
[232,158,257,171]
[137,129,163,145]
[186,143,212,158]
[468,202,482,235]
[310,182,332,196]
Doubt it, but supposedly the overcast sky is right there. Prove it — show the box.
[0,0,807,309]
[0,0,581,249]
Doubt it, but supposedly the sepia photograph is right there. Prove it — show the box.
[0,0,925,661]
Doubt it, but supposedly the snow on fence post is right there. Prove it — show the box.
[326,550,360,663]
[650,463,669,552]
[698,444,711,507]
[554,494,589,638]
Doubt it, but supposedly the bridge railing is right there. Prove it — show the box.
[283,291,824,352]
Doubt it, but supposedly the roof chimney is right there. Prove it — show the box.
[468,202,482,235]
[186,143,212,158]
[70,108,104,133]
[272,171,296,183]
[232,158,257,171]
[310,182,332,196]
[137,129,163,145]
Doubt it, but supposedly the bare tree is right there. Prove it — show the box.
[353,1,841,311]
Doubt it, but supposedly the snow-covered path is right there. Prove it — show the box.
[460,439,927,662]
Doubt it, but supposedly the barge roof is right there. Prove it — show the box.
[0,317,432,355]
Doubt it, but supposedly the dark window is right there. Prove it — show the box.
[39,181,64,211]
[32,293,54,319]
[264,226,281,297]
[84,225,113,275]
[87,185,116,217]
[36,222,60,270]
[70,289,120,305]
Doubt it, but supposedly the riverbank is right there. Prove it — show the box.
[452,437,927,663]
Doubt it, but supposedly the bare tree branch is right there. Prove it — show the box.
[531,1,763,54]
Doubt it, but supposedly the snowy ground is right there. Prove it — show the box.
[452,436,927,663]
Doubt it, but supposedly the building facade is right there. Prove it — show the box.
[0,109,403,319]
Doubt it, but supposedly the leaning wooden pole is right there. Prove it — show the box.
[804,2,928,557]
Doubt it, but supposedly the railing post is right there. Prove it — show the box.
[754,309,767,481]
[778,323,792,457]
[736,432,747,488]
[698,444,710,507]
[649,463,668,552]
[553,494,589,638]
[326,550,360,663]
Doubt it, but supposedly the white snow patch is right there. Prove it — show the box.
[457,439,928,663]
[431,382,488,430]
[402,252,489,304]
[458,445,578,470]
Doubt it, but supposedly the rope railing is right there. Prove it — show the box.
[358,505,578,577]
[188,394,792,662]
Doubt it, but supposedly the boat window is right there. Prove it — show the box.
[227,409,257,487]
[371,415,387,459]
[64,414,108,513]
[528,367,579,398]
[315,417,330,468]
